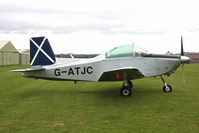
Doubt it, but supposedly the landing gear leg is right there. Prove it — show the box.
[120,80,133,96]
[160,76,172,92]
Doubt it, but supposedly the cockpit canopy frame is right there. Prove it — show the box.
[105,44,149,59]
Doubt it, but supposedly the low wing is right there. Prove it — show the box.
[11,68,45,72]
[99,67,145,81]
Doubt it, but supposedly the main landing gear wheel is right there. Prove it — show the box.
[163,84,172,92]
[120,86,132,96]
[120,80,133,96]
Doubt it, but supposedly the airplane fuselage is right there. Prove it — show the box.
[23,55,181,82]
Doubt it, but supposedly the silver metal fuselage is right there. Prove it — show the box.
[23,55,182,82]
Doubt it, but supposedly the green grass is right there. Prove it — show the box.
[0,64,199,133]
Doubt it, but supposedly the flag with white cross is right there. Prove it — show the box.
[30,37,56,66]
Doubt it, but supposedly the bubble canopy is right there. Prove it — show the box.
[105,45,149,58]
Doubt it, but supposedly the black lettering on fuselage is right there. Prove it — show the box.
[68,68,74,75]
[81,67,86,74]
[87,66,93,74]
[54,69,61,76]
[75,67,80,75]
[54,66,93,76]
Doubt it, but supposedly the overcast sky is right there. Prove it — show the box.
[0,0,199,54]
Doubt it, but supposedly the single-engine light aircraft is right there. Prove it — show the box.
[13,36,190,96]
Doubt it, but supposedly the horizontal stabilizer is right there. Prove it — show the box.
[11,68,45,72]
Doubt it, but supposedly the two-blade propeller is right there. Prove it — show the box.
[180,36,190,83]
[181,36,184,56]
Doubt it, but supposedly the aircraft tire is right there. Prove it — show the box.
[163,84,172,92]
[120,86,132,96]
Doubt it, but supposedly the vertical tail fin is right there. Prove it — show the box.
[30,37,56,66]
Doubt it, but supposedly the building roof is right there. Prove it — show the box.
[0,41,9,49]
[0,41,18,52]
[18,49,30,54]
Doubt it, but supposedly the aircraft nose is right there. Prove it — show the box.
[181,56,190,64]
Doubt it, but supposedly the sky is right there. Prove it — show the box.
[0,0,199,54]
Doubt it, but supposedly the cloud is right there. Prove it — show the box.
[1,0,199,54]
[0,2,167,35]
[0,17,166,35]
[186,27,199,33]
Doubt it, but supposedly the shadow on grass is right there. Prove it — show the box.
[19,85,162,102]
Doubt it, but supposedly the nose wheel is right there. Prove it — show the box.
[161,76,172,92]
[163,84,172,92]
[120,80,133,96]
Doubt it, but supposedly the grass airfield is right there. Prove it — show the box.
[0,64,199,133]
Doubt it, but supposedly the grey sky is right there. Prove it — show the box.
[0,0,199,54]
